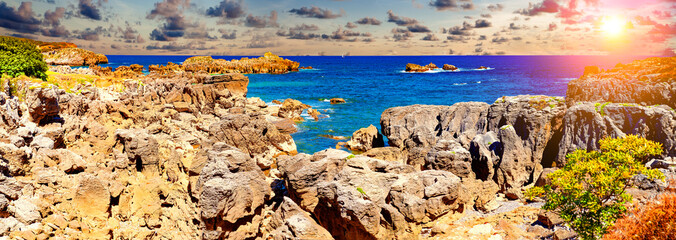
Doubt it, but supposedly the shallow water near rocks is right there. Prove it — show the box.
[102,55,652,153]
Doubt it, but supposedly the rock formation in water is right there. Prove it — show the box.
[182,52,300,74]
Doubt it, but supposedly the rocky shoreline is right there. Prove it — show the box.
[0,55,674,239]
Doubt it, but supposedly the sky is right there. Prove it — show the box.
[0,0,674,55]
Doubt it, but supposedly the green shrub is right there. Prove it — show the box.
[526,135,664,240]
[0,36,48,80]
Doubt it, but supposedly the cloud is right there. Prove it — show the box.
[42,7,69,37]
[487,3,504,12]
[78,0,103,20]
[205,0,246,19]
[474,19,491,28]
[218,29,237,39]
[244,11,279,28]
[407,24,431,32]
[328,27,369,41]
[0,2,41,33]
[480,14,492,18]
[247,33,280,48]
[74,26,106,41]
[289,6,343,19]
[421,33,439,41]
[429,0,474,11]
[387,10,419,26]
[492,37,509,43]
[290,24,319,31]
[345,22,357,29]
[146,41,215,51]
[548,22,557,31]
[392,31,414,41]
[515,0,559,16]
[147,0,191,41]
[445,21,473,35]
[356,17,382,25]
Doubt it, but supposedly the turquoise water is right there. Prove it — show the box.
[102,55,652,153]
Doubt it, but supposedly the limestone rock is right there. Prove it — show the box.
[278,149,465,240]
[74,174,110,220]
[363,147,406,164]
[557,103,676,165]
[209,114,297,162]
[346,125,384,152]
[442,64,458,71]
[278,99,310,121]
[425,140,473,178]
[567,57,675,108]
[26,86,60,124]
[8,197,40,224]
[115,129,160,174]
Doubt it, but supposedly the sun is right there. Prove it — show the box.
[600,16,627,37]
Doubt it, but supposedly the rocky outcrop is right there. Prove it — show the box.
[557,103,676,165]
[209,114,297,169]
[278,99,310,121]
[346,125,384,152]
[26,86,61,124]
[183,52,300,74]
[278,149,468,240]
[405,63,433,72]
[330,98,346,104]
[43,47,108,66]
[567,57,675,108]
[380,102,489,149]
[442,64,458,71]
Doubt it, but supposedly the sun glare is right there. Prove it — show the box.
[600,16,626,37]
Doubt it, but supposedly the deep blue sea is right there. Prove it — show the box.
[101,55,652,153]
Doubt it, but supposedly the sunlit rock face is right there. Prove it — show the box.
[567,57,676,108]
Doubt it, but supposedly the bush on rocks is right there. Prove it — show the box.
[0,36,48,80]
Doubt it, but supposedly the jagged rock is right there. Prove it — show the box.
[197,148,270,239]
[346,125,384,152]
[278,99,310,121]
[26,86,60,124]
[8,197,41,224]
[209,114,296,168]
[35,149,86,174]
[381,102,489,150]
[486,95,566,168]
[425,140,473,178]
[29,135,54,149]
[468,131,500,181]
[0,143,31,176]
[278,149,466,240]
[115,129,160,174]
[538,210,564,228]
[557,103,676,165]
[266,197,335,240]
[363,147,406,164]
[567,57,675,108]
[74,174,110,220]
[495,125,536,198]
[0,93,21,129]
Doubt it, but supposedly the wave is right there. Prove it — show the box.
[453,83,468,86]
[399,67,494,74]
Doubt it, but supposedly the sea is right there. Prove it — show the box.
[100,55,653,153]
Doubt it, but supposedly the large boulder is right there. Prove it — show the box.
[346,125,384,152]
[557,103,676,165]
[278,149,467,240]
[278,99,310,121]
